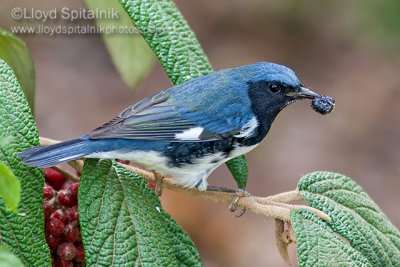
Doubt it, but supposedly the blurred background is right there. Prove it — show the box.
[2,0,400,266]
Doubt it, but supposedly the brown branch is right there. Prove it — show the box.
[51,166,80,182]
[39,137,331,222]
[39,137,60,146]
[265,189,303,202]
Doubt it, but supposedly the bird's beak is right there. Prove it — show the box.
[287,86,320,99]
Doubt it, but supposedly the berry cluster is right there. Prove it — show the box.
[43,168,85,266]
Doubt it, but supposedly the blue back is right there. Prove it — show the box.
[166,62,301,131]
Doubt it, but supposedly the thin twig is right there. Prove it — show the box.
[39,136,331,222]
[51,166,80,182]
[39,137,59,146]
[67,160,84,174]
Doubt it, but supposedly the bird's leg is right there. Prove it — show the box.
[152,171,164,197]
[206,185,251,217]
[206,185,250,195]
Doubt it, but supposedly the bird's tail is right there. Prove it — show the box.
[19,136,91,168]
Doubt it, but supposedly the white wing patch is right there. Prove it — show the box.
[175,127,204,140]
[234,117,259,138]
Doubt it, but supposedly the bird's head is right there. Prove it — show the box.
[232,62,329,122]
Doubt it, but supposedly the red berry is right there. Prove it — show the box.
[44,168,66,190]
[46,217,64,236]
[60,180,73,190]
[46,233,61,251]
[148,183,156,191]
[74,244,85,262]
[43,184,54,200]
[67,183,79,203]
[64,222,81,242]
[43,201,53,220]
[66,206,78,221]
[58,189,75,207]
[53,257,73,267]
[57,242,76,261]
[51,209,68,224]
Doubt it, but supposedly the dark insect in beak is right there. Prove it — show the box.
[287,86,335,115]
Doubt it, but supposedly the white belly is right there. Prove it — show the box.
[88,143,259,190]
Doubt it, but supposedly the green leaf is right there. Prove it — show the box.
[0,59,51,266]
[119,0,213,85]
[0,162,20,213]
[291,209,371,267]
[226,155,248,189]
[0,29,35,113]
[298,171,400,266]
[79,159,202,266]
[84,0,155,89]
[118,0,248,186]
[0,246,24,267]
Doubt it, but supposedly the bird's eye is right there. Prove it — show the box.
[268,83,281,93]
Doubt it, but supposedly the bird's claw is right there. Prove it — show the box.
[228,195,240,212]
[235,207,247,218]
[228,189,250,218]
[205,186,250,217]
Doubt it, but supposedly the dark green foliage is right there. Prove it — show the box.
[295,172,400,266]
[79,159,202,266]
[0,59,51,266]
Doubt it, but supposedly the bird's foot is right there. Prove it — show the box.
[152,171,164,197]
[206,186,251,217]
[228,189,249,218]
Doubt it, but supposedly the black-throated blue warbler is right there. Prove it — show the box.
[20,62,334,190]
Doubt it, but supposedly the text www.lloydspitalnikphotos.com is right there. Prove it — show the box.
[10,24,142,36]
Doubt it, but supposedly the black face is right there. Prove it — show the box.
[243,80,321,146]
[247,80,299,122]
[239,80,296,145]
[241,80,330,146]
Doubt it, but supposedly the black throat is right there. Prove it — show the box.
[238,81,286,147]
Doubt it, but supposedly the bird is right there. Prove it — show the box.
[20,62,332,191]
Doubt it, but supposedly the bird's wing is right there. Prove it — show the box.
[89,92,252,142]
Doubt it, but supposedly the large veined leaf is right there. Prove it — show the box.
[79,159,202,266]
[291,209,371,266]
[0,29,35,113]
[117,0,248,188]
[0,59,51,266]
[84,0,155,89]
[296,171,400,266]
